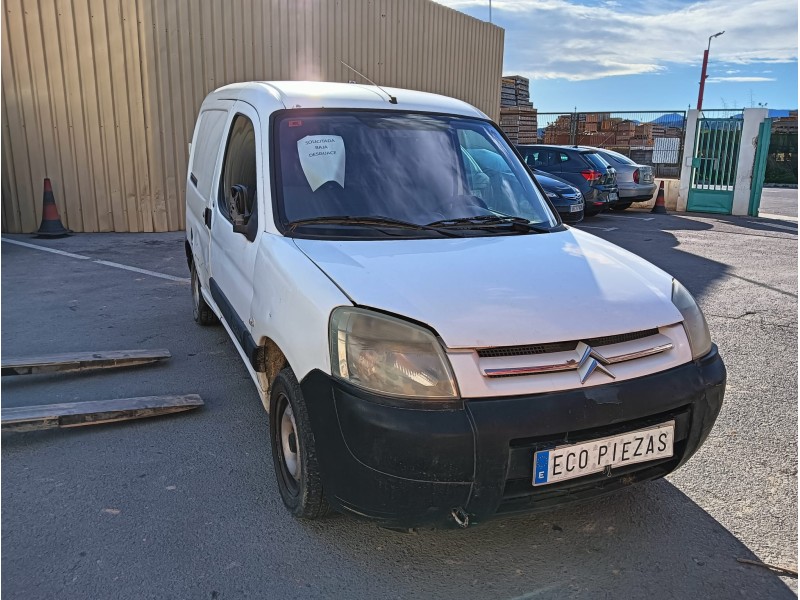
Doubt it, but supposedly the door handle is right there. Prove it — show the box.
[204,207,212,229]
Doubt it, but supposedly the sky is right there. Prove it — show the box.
[433,0,798,112]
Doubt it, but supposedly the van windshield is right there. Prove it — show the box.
[274,111,558,237]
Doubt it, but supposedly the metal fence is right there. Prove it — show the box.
[697,109,746,119]
[535,111,688,177]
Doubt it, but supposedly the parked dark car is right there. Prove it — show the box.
[589,147,656,210]
[530,169,584,223]
[517,145,618,216]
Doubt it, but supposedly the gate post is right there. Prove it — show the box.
[748,119,773,216]
[731,108,769,215]
[677,109,700,211]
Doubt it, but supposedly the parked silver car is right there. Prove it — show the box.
[583,147,657,211]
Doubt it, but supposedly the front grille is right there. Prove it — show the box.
[476,328,660,359]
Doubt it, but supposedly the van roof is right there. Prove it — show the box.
[207,81,487,119]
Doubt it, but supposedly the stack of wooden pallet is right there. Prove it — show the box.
[500,75,531,108]
[499,75,537,144]
[499,106,538,144]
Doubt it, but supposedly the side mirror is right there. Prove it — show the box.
[228,184,250,226]
[228,184,258,242]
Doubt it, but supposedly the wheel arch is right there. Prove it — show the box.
[255,335,290,396]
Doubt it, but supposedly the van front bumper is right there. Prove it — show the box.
[300,345,725,529]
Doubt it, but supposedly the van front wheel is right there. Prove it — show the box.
[269,368,330,519]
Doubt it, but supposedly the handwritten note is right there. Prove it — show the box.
[297,135,346,191]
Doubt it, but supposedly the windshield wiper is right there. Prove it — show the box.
[286,215,463,237]
[426,215,552,233]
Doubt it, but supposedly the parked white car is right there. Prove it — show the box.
[185,81,725,529]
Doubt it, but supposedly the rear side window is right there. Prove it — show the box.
[523,149,558,168]
[190,109,228,199]
[559,152,571,163]
[602,151,635,166]
[219,114,258,226]
[582,152,610,170]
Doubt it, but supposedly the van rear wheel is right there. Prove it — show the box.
[269,368,330,519]
[191,263,218,325]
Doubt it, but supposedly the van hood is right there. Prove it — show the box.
[293,229,682,349]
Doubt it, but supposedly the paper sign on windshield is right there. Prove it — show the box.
[297,135,346,191]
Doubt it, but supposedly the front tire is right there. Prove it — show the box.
[191,262,218,325]
[269,368,329,519]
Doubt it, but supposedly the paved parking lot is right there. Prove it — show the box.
[2,208,797,599]
[760,187,799,220]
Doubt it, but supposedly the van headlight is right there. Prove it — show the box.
[672,279,712,359]
[329,307,458,399]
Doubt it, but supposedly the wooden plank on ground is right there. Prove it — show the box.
[1,349,171,376]
[1,394,203,432]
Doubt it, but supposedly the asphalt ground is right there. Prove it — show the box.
[1,205,797,599]
[760,188,799,219]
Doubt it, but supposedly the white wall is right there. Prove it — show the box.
[677,109,699,212]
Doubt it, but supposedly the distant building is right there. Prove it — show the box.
[772,110,798,134]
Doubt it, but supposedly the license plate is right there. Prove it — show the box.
[533,421,674,486]
[608,192,619,201]
[570,204,582,212]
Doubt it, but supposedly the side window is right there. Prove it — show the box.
[559,152,570,163]
[219,114,258,231]
[190,109,228,199]
[520,150,537,167]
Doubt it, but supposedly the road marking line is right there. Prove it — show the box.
[746,221,798,232]
[598,215,655,221]
[93,260,190,282]
[2,237,190,283]
[1,238,92,260]
[576,225,618,232]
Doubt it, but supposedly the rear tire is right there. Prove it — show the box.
[611,202,632,211]
[191,262,218,326]
[269,368,330,520]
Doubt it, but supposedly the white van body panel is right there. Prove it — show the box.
[186,98,235,280]
[293,228,682,348]
[208,101,263,328]
[187,81,693,403]
[250,235,351,389]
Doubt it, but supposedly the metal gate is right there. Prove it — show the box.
[687,117,743,214]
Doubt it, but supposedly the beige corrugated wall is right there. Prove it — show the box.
[1,0,504,233]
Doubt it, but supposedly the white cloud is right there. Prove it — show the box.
[707,76,777,83]
[434,0,797,81]
[725,69,741,74]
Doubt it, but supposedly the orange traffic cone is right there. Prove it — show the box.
[35,178,71,238]
[651,180,667,214]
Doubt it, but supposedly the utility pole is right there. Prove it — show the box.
[697,31,725,112]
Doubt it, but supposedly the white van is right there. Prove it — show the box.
[185,81,725,529]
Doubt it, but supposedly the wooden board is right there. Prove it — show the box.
[1,349,171,376]
[1,394,203,432]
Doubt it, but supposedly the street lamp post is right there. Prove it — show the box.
[697,31,725,111]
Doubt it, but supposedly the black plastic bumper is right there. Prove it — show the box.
[300,345,726,529]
